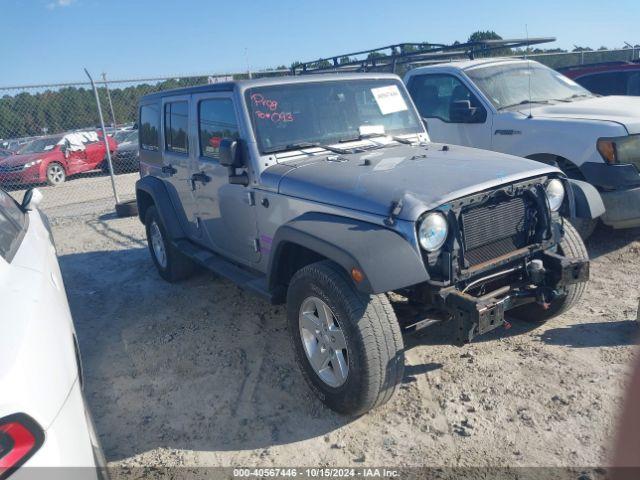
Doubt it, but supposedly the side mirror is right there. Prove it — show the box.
[219,138,243,168]
[450,100,477,123]
[22,188,43,211]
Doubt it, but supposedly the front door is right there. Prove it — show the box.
[407,73,492,149]
[190,92,259,264]
[161,97,199,238]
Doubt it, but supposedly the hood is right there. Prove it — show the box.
[525,96,640,134]
[116,141,138,152]
[270,143,559,222]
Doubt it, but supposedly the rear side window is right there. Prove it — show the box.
[139,104,160,151]
[198,99,239,159]
[164,101,189,154]
[0,190,26,262]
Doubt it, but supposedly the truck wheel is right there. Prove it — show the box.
[510,221,588,323]
[286,260,404,415]
[46,162,66,186]
[144,206,195,282]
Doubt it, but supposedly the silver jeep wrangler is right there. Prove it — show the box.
[136,74,596,415]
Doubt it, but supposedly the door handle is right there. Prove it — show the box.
[190,171,211,190]
[161,164,177,175]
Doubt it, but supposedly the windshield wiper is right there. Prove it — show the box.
[339,132,417,146]
[263,142,348,155]
[555,93,593,102]
[498,99,551,111]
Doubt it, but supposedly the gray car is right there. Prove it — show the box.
[135,73,600,415]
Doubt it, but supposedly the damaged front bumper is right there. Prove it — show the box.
[441,251,589,345]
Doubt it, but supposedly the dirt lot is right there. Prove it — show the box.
[52,212,639,472]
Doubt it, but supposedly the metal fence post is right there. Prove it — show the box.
[84,68,120,204]
[102,72,117,129]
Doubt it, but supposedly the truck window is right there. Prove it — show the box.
[198,99,239,159]
[578,72,627,95]
[0,190,26,262]
[408,74,485,123]
[139,104,160,151]
[164,101,189,154]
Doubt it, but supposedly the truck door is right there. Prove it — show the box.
[407,73,492,149]
[189,92,259,264]
[160,97,200,239]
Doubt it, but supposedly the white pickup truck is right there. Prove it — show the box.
[404,58,640,233]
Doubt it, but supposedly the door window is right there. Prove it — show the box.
[140,104,160,151]
[164,101,189,154]
[198,99,239,159]
[408,74,486,123]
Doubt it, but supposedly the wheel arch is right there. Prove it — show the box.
[525,153,585,180]
[267,212,429,300]
[135,176,186,240]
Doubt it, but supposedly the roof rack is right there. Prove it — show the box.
[292,37,556,75]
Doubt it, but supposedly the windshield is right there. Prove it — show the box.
[246,79,423,153]
[465,61,593,110]
[18,137,63,154]
[115,130,137,143]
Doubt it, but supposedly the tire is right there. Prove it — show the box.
[144,206,196,282]
[510,221,589,323]
[46,162,66,186]
[286,260,404,415]
[569,217,598,240]
[115,199,138,218]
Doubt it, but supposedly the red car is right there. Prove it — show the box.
[558,61,640,96]
[0,132,116,187]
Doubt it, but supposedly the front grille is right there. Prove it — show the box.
[0,165,24,173]
[461,196,533,267]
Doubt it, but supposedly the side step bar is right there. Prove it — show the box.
[174,239,273,302]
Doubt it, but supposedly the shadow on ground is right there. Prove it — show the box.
[538,320,639,348]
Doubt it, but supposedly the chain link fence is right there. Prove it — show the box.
[0,70,287,221]
[1,47,637,221]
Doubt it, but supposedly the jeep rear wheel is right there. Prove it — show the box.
[144,206,196,282]
[509,221,588,323]
[286,260,404,415]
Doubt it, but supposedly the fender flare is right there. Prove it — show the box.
[567,178,605,220]
[267,212,429,295]
[135,176,186,240]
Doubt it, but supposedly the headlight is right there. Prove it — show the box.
[545,179,565,212]
[597,134,640,166]
[418,212,448,252]
[22,159,42,169]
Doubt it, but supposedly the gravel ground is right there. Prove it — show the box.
[52,213,640,472]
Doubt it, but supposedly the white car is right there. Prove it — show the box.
[404,58,640,233]
[0,188,107,479]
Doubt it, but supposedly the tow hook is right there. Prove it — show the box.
[536,289,554,309]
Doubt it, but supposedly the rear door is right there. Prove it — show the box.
[407,73,492,149]
[160,96,200,238]
[190,92,259,264]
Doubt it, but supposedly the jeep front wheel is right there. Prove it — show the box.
[144,206,196,282]
[509,221,588,323]
[286,260,404,415]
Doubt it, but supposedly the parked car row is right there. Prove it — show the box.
[0,127,140,188]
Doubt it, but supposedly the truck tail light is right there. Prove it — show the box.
[0,414,44,480]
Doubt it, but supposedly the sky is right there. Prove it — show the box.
[1,0,638,86]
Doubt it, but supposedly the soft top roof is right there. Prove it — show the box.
[139,73,403,103]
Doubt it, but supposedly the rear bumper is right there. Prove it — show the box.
[442,251,589,345]
[600,185,640,229]
[17,380,108,479]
